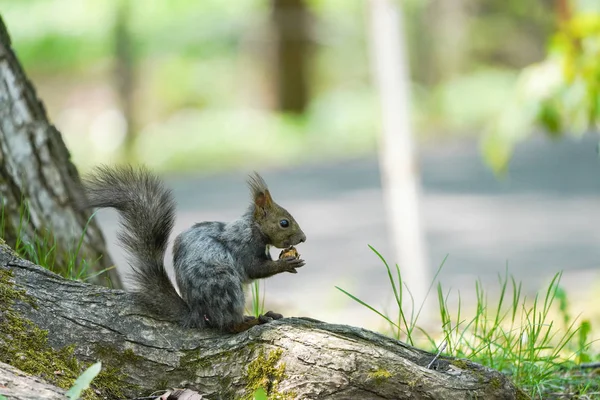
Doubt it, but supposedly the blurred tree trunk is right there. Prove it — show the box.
[367,0,430,316]
[271,0,311,114]
[556,0,571,24]
[424,0,471,83]
[0,15,122,288]
[114,0,136,159]
[403,2,435,85]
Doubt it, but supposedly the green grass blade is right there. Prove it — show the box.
[368,245,401,307]
[335,286,401,331]
[66,361,102,400]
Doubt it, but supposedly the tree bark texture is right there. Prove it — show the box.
[0,15,122,288]
[271,0,311,114]
[368,0,430,316]
[0,362,66,400]
[0,243,528,400]
[114,0,137,160]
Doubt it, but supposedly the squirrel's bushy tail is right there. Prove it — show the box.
[82,165,189,323]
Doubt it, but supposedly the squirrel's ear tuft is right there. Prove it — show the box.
[248,172,273,209]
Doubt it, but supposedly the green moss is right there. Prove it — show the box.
[0,268,87,395]
[92,365,130,399]
[218,375,236,400]
[0,267,34,307]
[368,368,392,384]
[490,376,502,389]
[450,359,489,386]
[94,345,143,366]
[0,239,17,257]
[450,359,469,370]
[0,267,136,399]
[155,377,170,392]
[180,347,240,384]
[90,345,141,398]
[516,388,531,400]
[180,346,257,399]
[450,357,530,399]
[243,348,295,400]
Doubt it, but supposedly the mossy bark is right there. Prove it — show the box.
[0,244,529,400]
[0,14,122,288]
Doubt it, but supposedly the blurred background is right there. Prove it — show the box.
[1,0,599,332]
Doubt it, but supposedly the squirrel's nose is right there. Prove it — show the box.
[299,233,306,243]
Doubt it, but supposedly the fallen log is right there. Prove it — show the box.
[0,361,66,400]
[0,242,527,399]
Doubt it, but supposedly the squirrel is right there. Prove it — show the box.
[81,165,306,333]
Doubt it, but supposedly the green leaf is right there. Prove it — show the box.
[65,362,102,400]
[253,387,268,400]
[553,286,569,325]
[538,99,562,136]
[577,320,592,364]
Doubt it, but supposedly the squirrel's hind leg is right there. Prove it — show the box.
[199,268,246,332]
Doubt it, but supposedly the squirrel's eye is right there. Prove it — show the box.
[279,219,290,228]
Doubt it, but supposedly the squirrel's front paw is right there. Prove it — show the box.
[279,257,305,273]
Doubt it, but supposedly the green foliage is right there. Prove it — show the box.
[484,2,600,172]
[0,200,113,282]
[576,321,593,364]
[0,0,573,174]
[336,245,446,345]
[0,0,379,174]
[253,387,268,400]
[428,69,518,133]
[436,271,596,398]
[336,247,599,399]
[66,362,102,400]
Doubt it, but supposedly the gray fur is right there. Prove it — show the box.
[82,166,307,332]
[82,165,189,324]
[173,216,261,329]
[247,172,269,200]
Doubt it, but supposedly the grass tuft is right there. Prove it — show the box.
[249,280,266,318]
[0,199,113,282]
[336,245,599,399]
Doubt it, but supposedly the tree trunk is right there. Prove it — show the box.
[367,0,430,317]
[0,243,527,400]
[114,0,137,160]
[424,0,471,83]
[0,15,122,288]
[271,0,311,114]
